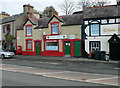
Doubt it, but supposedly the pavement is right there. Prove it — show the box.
[15,55,119,64]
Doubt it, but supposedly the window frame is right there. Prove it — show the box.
[116,18,120,23]
[50,22,59,35]
[25,25,32,37]
[45,40,59,51]
[26,39,33,51]
[89,41,101,52]
[90,23,100,36]
[3,24,10,34]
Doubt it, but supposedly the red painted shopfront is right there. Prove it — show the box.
[16,35,82,57]
[41,35,82,57]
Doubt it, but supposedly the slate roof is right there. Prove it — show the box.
[36,17,50,29]
[17,5,120,30]
[35,14,83,29]
[17,18,38,30]
[83,5,120,19]
[1,13,23,24]
[62,14,83,26]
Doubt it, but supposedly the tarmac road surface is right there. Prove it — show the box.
[1,64,119,86]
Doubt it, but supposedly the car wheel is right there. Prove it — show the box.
[1,54,5,59]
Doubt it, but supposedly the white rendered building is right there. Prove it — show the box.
[83,5,120,60]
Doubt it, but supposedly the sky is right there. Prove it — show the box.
[0,0,117,16]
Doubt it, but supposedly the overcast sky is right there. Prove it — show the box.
[0,0,117,16]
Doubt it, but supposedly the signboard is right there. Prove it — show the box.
[101,24,119,35]
[70,35,75,39]
[46,35,67,39]
[46,40,57,42]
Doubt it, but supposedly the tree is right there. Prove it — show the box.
[60,0,77,15]
[2,32,14,50]
[77,0,93,9]
[42,6,58,17]
[94,0,111,7]
[78,0,111,9]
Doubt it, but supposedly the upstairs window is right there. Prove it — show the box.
[26,25,32,37]
[116,18,120,23]
[51,22,59,35]
[90,24,100,36]
[3,24,10,35]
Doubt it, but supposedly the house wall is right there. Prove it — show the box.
[0,14,10,20]
[15,13,27,37]
[17,17,82,56]
[17,20,34,51]
[84,18,120,55]
[33,13,40,19]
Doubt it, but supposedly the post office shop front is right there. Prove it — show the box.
[16,14,83,57]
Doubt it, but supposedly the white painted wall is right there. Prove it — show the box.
[85,37,110,54]
[85,23,120,54]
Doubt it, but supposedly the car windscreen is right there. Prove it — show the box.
[0,50,8,52]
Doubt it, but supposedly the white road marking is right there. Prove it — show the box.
[42,75,119,86]
[66,71,116,77]
[34,71,70,75]
[114,68,120,70]
[86,76,118,81]
[25,67,33,68]
[34,61,61,65]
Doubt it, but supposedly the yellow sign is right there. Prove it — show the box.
[103,28,117,32]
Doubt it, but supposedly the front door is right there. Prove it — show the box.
[110,43,120,60]
[74,41,81,56]
[36,42,41,55]
[64,41,71,55]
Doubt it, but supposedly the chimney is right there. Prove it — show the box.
[23,4,34,14]
[117,0,120,6]
[0,11,10,20]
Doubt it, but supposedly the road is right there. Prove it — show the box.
[1,58,119,86]
[2,70,108,86]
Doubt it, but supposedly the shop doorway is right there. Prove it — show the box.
[108,34,120,60]
[35,41,41,55]
[64,41,71,55]
[74,41,81,57]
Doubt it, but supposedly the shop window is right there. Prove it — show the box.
[46,42,58,51]
[90,41,100,52]
[26,39,33,50]
[26,25,32,37]
[51,22,59,35]
[90,24,100,36]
